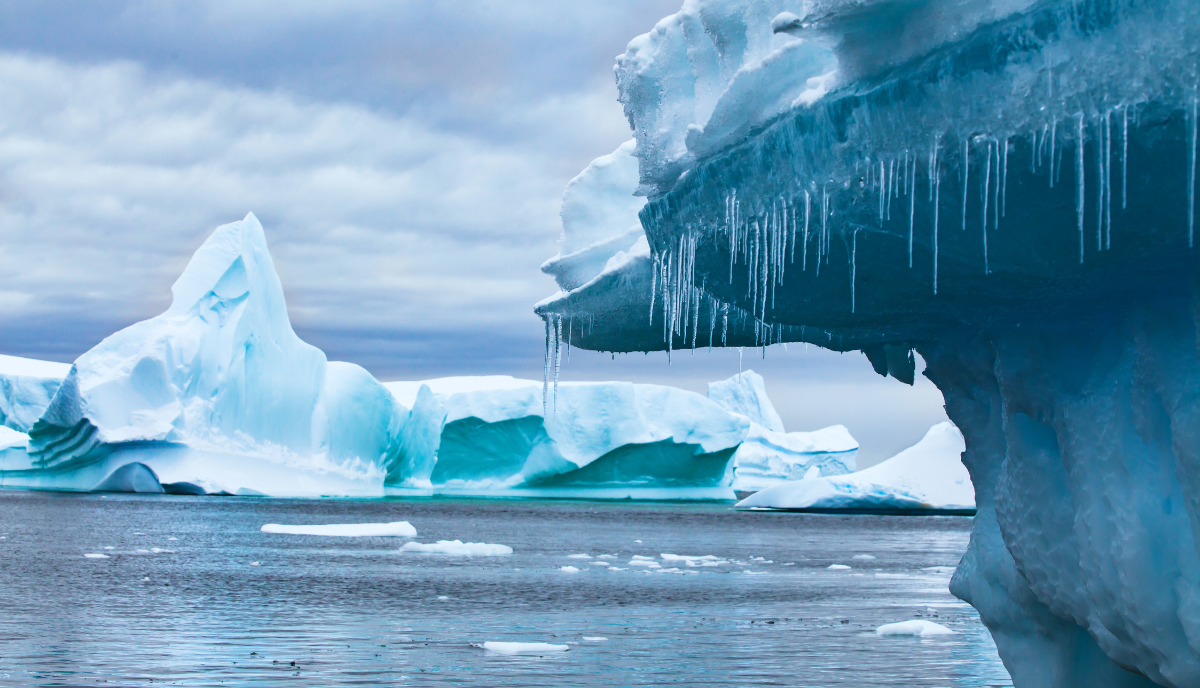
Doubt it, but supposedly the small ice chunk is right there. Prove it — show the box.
[83,553,109,559]
[597,554,617,559]
[560,566,580,573]
[875,620,955,637]
[132,532,144,535]
[400,540,513,556]
[629,560,661,568]
[631,555,656,561]
[634,540,642,543]
[136,549,150,554]
[103,546,115,550]
[261,522,416,537]
[249,561,261,566]
[853,554,877,561]
[167,538,178,541]
[583,637,608,642]
[150,548,173,554]
[478,641,569,655]
[437,595,450,600]
[608,567,627,571]
[743,570,768,575]
[566,554,592,559]
[141,577,150,582]
[588,561,609,565]
[828,564,851,570]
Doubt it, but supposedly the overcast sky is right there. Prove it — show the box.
[0,0,947,466]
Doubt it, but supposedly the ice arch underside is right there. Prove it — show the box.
[536,0,1200,685]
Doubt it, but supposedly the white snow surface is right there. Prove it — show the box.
[738,423,972,511]
[400,540,513,556]
[708,370,856,492]
[385,376,748,500]
[479,642,569,655]
[260,522,416,537]
[0,354,70,433]
[875,620,955,637]
[4,214,406,497]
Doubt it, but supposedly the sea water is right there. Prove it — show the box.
[0,492,1010,686]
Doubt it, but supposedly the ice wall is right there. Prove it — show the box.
[384,377,748,500]
[0,355,69,433]
[5,214,405,497]
[538,0,1200,684]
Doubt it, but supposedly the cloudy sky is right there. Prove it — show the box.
[0,0,946,466]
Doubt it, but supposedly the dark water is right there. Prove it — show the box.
[0,491,1011,687]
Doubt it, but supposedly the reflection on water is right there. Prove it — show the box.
[0,491,1011,686]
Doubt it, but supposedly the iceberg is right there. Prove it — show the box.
[737,422,973,512]
[384,376,748,500]
[707,370,857,492]
[2,213,405,497]
[0,354,70,433]
[536,0,1200,683]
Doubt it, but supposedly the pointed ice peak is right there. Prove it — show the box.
[707,370,785,433]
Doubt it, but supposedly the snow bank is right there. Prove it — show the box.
[261,522,416,537]
[738,423,972,511]
[3,214,406,497]
[479,642,569,655]
[384,376,748,500]
[399,540,512,556]
[875,620,954,637]
[0,354,70,433]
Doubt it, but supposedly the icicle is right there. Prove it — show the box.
[932,139,941,295]
[542,317,551,415]
[909,154,916,268]
[1096,119,1104,252]
[649,253,658,325]
[962,137,970,232]
[567,318,572,365]
[1104,113,1112,249]
[1050,118,1057,188]
[982,139,991,274]
[879,159,886,224]
[1190,97,1198,249]
[1001,137,1009,220]
[553,317,562,413]
[993,138,1001,232]
[1122,106,1128,210]
[803,189,811,270]
[1077,114,1086,263]
[851,229,858,314]
[709,298,717,349]
[819,184,828,277]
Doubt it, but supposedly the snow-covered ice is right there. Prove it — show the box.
[875,621,954,638]
[400,540,513,556]
[478,642,569,655]
[737,423,973,512]
[260,522,417,537]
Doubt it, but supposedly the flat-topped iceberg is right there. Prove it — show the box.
[385,376,748,500]
[738,422,972,512]
[707,370,856,492]
[2,213,405,497]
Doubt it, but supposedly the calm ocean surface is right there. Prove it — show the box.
[0,491,1011,686]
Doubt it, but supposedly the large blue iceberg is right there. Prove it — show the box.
[536,0,1200,685]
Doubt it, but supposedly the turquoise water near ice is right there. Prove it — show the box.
[0,491,1010,686]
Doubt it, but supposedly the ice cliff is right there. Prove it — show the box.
[738,422,972,511]
[537,0,1200,684]
[707,370,856,491]
[2,214,405,497]
[0,355,70,433]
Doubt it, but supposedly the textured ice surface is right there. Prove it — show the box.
[738,423,971,511]
[2,214,405,497]
[536,0,1200,683]
[260,522,417,537]
[384,376,748,500]
[0,354,69,433]
[709,370,857,491]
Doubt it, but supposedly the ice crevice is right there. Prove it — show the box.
[534,0,1200,685]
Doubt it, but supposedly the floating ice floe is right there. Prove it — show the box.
[260,522,416,537]
[828,564,851,570]
[583,637,608,642]
[400,540,513,556]
[478,642,569,655]
[737,423,973,512]
[560,566,580,573]
[875,621,954,637]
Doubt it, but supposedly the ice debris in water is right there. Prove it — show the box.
[583,637,608,642]
[400,541,513,556]
[853,554,877,561]
[560,566,581,573]
[249,561,261,566]
[477,642,569,655]
[260,522,417,537]
[828,564,851,570]
[83,553,109,559]
[875,620,954,637]
[566,553,592,559]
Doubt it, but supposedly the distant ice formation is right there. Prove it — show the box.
[737,423,972,512]
[707,370,856,491]
[384,376,748,500]
[2,214,406,497]
[535,0,1200,683]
